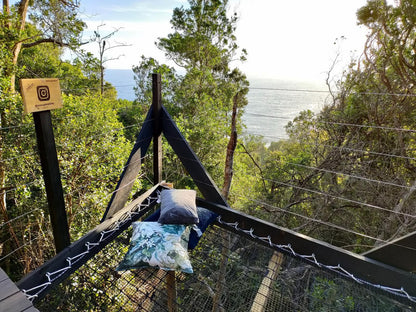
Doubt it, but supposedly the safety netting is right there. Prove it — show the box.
[35,220,414,311]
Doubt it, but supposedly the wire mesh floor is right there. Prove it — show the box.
[35,225,414,311]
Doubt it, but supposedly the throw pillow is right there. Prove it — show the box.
[117,222,193,273]
[158,189,199,224]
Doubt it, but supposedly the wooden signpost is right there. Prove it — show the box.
[20,78,70,253]
[20,78,63,114]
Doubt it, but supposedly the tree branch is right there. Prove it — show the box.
[21,38,89,48]
[239,142,267,192]
[21,38,65,48]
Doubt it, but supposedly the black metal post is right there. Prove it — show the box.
[152,73,162,184]
[33,111,70,252]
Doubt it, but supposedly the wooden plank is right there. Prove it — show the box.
[1,291,35,312]
[0,268,9,283]
[166,271,178,312]
[33,110,70,252]
[363,230,416,272]
[197,198,416,301]
[0,268,39,312]
[161,106,227,206]
[0,277,20,301]
[17,184,161,303]
[23,307,41,312]
[250,251,283,312]
[102,108,154,221]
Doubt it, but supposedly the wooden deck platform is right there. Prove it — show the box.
[0,268,39,312]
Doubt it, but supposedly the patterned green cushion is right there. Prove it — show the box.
[117,222,193,273]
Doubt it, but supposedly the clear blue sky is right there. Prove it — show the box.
[78,0,369,82]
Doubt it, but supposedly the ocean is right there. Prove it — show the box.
[105,69,329,142]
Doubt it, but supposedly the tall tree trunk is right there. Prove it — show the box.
[211,92,239,312]
[3,0,10,26]
[9,0,30,93]
[221,93,238,198]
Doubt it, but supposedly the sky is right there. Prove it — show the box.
[77,0,369,83]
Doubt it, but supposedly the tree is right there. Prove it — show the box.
[1,0,85,92]
[0,1,130,279]
[91,25,130,95]
[156,0,248,186]
[157,0,247,72]
[239,0,416,253]
[16,37,104,96]
[132,0,249,189]
[221,68,249,199]
[320,0,416,244]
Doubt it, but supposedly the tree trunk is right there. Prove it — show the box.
[2,0,11,28]
[9,0,30,93]
[221,93,238,198]
[377,179,416,244]
[211,92,239,312]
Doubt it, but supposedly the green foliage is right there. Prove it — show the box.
[157,0,246,73]
[132,55,180,113]
[53,94,134,240]
[58,53,103,96]
[0,91,138,280]
[17,40,103,96]
[0,9,18,93]
[309,277,355,311]
[315,0,416,245]
[28,0,86,49]
[308,276,402,312]
[229,0,416,255]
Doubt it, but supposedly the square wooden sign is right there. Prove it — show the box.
[20,78,63,114]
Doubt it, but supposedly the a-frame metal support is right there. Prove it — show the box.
[161,106,227,207]
[101,107,154,221]
[363,230,416,272]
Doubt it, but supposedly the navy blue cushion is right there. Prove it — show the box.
[158,189,199,224]
[144,207,218,250]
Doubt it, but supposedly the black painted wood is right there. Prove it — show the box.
[33,111,70,252]
[363,231,416,272]
[17,185,161,303]
[152,73,162,184]
[101,108,154,221]
[104,149,142,220]
[197,198,416,301]
[161,106,227,206]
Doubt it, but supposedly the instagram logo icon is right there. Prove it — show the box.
[37,86,50,101]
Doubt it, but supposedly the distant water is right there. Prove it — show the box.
[105,69,136,101]
[106,69,329,142]
[244,79,328,141]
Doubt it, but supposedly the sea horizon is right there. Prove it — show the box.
[105,69,330,142]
